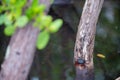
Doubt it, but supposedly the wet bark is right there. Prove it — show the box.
[74,0,104,80]
[0,0,51,80]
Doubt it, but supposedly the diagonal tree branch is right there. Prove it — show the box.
[0,0,51,80]
[74,0,104,80]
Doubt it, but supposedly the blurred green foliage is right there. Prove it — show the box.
[0,0,63,50]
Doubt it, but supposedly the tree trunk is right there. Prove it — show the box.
[116,77,120,80]
[74,0,104,80]
[0,0,51,80]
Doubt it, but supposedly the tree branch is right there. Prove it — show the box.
[0,0,51,80]
[74,0,104,80]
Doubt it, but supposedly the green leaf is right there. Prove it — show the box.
[43,15,52,26]
[17,0,26,8]
[36,31,50,50]
[7,13,13,21]
[4,14,13,26]
[10,0,16,4]
[40,15,53,27]
[33,5,46,14]
[33,22,44,30]
[0,14,5,25]
[11,8,22,18]
[4,19,12,26]
[31,0,39,7]
[0,14,13,26]
[5,0,10,4]
[0,6,3,12]
[49,19,63,33]
[15,15,28,28]
[4,26,15,36]
[26,8,33,19]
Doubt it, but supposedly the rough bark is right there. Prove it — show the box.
[74,0,104,80]
[0,0,51,80]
